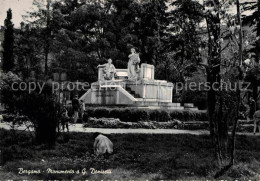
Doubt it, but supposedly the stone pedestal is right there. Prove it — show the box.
[125,80,173,103]
[140,64,155,80]
[80,84,136,105]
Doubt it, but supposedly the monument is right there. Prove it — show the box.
[79,49,184,110]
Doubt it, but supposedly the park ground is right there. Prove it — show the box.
[1,129,260,180]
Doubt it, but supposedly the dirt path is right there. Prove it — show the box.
[70,124,210,135]
[0,122,209,135]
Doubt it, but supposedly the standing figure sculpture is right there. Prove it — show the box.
[97,58,116,80]
[127,48,140,80]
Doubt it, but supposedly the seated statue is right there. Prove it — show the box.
[97,58,116,80]
[127,48,140,80]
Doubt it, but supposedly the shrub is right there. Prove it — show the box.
[149,110,171,122]
[149,110,160,122]
[169,111,181,120]
[2,114,15,122]
[1,73,59,146]
[84,108,207,123]
[169,110,207,122]
[108,109,121,119]
[118,109,131,121]
[182,110,191,121]
[2,114,29,125]
[158,110,171,122]
[129,109,149,122]
[94,108,109,118]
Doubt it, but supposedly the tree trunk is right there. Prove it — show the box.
[44,48,49,76]
[44,0,51,76]
[214,0,243,177]
[256,0,260,63]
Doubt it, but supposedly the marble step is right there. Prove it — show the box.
[184,103,195,108]
[134,102,184,109]
[135,101,181,107]
[132,106,185,110]
[184,107,199,111]
[166,107,185,110]
[159,102,181,107]
[135,102,160,107]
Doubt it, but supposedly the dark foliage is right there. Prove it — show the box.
[15,88,59,145]
[0,73,59,145]
[181,90,207,110]
[83,107,207,122]
[2,9,14,72]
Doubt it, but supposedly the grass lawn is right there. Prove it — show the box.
[0,128,260,180]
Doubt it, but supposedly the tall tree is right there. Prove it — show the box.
[2,9,14,72]
[242,0,260,106]
[198,0,252,177]
[243,0,260,64]
[51,0,98,81]
[14,23,43,79]
[137,0,169,65]
[23,0,55,77]
[165,0,204,83]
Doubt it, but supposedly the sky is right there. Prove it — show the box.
[0,0,34,28]
[0,0,255,28]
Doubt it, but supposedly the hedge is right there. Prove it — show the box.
[2,114,29,123]
[83,107,207,123]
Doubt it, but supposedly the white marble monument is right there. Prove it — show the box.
[80,55,184,109]
[80,48,187,109]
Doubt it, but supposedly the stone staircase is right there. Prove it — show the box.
[134,101,184,110]
[124,85,182,109]
[125,86,141,98]
[124,86,201,110]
